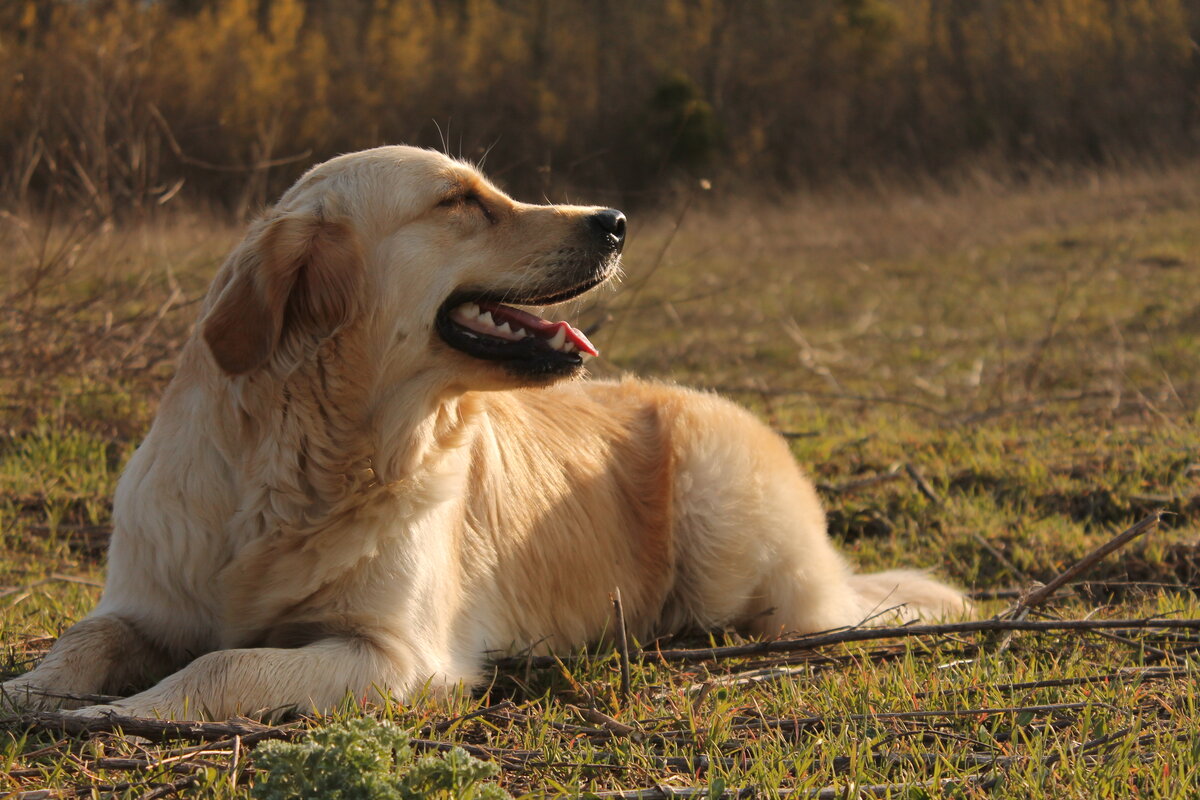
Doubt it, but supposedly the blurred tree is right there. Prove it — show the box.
[647,73,722,174]
[2,0,1199,212]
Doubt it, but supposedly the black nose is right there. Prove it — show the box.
[589,209,626,251]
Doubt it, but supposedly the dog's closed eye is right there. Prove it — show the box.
[438,190,495,223]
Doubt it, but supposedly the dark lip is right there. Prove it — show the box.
[439,271,611,313]
[434,273,610,377]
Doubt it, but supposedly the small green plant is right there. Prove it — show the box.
[249,718,511,800]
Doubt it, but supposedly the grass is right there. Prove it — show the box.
[2,162,1200,797]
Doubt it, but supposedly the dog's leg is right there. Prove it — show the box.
[67,638,402,720]
[741,469,969,633]
[667,396,968,636]
[1,615,173,711]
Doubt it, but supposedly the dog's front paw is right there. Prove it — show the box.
[0,680,34,712]
[0,679,61,712]
[1,678,126,713]
[66,697,199,721]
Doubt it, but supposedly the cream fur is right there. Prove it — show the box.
[1,146,969,720]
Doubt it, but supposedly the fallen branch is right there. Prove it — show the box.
[407,736,539,767]
[148,104,311,173]
[1,573,104,602]
[590,748,1032,776]
[427,700,515,734]
[1008,511,1162,618]
[570,705,642,740]
[590,774,998,799]
[612,587,632,700]
[3,711,299,744]
[904,462,942,505]
[968,534,1032,584]
[3,709,541,772]
[119,284,183,364]
[493,616,1200,669]
[724,701,1101,739]
[137,776,199,800]
[553,698,1113,747]
[816,463,903,495]
[912,665,1190,699]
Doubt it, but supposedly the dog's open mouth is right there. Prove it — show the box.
[436,282,603,375]
[449,302,597,359]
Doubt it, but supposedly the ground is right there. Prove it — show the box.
[2,164,1200,797]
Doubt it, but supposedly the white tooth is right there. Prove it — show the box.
[515,327,528,339]
[497,322,513,336]
[478,311,495,328]
[461,303,480,319]
[580,353,594,363]
[547,327,567,350]
[564,342,576,353]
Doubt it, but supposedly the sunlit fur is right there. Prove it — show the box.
[0,146,968,720]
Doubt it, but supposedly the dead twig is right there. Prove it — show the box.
[426,700,516,734]
[1041,613,1175,661]
[903,462,942,505]
[707,384,945,418]
[969,532,1032,584]
[1043,725,1136,768]
[5,688,123,705]
[1,573,104,602]
[4,710,539,780]
[816,463,903,495]
[913,665,1189,699]
[119,283,184,364]
[147,104,311,174]
[598,178,709,347]
[590,775,998,799]
[493,615,1200,669]
[570,705,642,740]
[730,701,1101,736]
[5,711,300,744]
[969,579,1196,602]
[135,775,197,800]
[229,735,241,792]
[47,573,104,589]
[590,748,1038,777]
[1008,511,1163,619]
[777,430,820,439]
[611,588,633,701]
[407,736,538,767]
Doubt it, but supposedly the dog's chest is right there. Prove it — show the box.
[215,468,471,647]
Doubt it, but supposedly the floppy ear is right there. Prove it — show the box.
[202,209,364,375]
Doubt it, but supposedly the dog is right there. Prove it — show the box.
[1,146,968,720]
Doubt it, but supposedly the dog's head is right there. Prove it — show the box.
[201,146,623,390]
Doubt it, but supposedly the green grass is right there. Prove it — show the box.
[3,164,1200,797]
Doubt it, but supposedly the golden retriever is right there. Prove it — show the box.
[1,146,967,720]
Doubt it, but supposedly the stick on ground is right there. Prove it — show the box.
[493,615,1200,669]
[1008,510,1162,619]
[904,462,942,505]
[611,587,632,700]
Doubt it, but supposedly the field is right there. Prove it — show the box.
[3,164,1200,797]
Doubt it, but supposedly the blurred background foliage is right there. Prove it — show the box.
[2,0,1200,215]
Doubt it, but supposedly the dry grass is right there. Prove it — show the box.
[588,162,1200,419]
[2,162,1200,797]
[8,1,1200,209]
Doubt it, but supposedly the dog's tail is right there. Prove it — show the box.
[750,562,972,636]
[847,569,972,625]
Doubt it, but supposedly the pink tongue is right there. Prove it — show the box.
[480,302,599,357]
